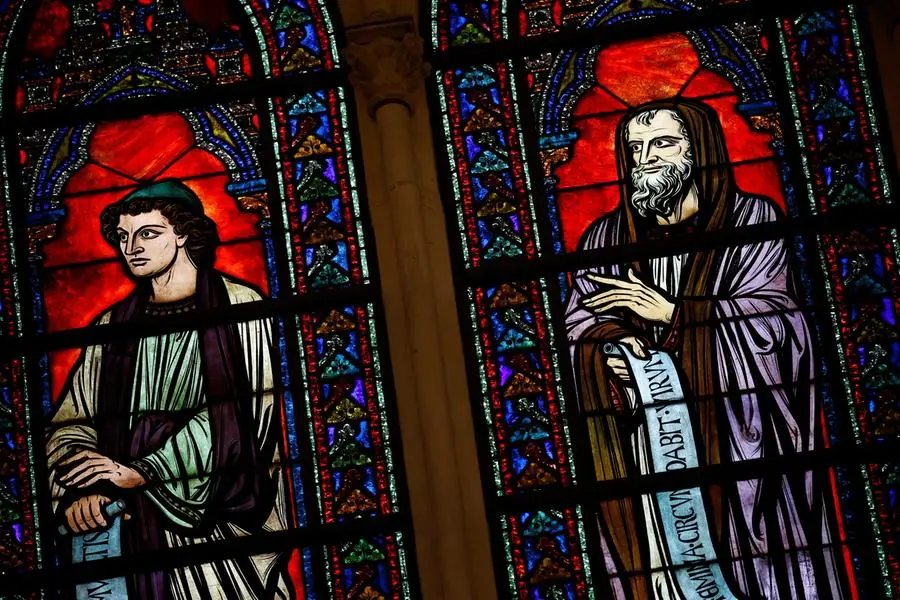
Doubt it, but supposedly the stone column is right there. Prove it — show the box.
[864,1,900,174]
[864,0,900,36]
[360,0,393,22]
[345,20,497,600]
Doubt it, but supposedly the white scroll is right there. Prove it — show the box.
[604,343,740,600]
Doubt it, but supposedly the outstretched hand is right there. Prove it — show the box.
[582,269,675,325]
[59,449,145,490]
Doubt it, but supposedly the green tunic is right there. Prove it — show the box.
[46,278,292,599]
[129,325,211,530]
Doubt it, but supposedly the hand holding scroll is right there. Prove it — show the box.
[605,336,648,383]
[64,494,111,533]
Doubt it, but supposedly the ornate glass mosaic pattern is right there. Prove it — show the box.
[0,1,417,598]
[433,2,900,598]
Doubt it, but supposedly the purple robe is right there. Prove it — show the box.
[566,193,847,599]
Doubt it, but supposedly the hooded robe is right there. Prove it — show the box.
[564,100,848,600]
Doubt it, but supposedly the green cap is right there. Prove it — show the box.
[121,179,204,214]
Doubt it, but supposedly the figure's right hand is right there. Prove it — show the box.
[605,336,649,383]
[64,494,111,533]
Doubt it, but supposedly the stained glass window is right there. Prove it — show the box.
[431,1,900,598]
[0,1,418,599]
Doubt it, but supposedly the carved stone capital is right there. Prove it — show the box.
[344,20,430,117]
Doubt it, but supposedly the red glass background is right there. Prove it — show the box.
[39,112,268,401]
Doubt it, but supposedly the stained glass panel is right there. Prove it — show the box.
[432,0,508,51]
[12,0,339,116]
[438,62,540,265]
[297,304,399,523]
[0,0,418,597]
[0,146,18,339]
[270,89,370,293]
[430,0,763,47]
[515,0,757,40]
[18,0,254,114]
[466,279,575,494]
[502,507,593,599]
[433,1,900,598]
[328,532,413,600]
[0,356,37,576]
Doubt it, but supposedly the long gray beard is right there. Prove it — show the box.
[630,159,693,219]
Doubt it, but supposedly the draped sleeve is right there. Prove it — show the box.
[46,312,111,514]
[225,280,276,455]
[565,210,641,481]
[680,195,814,460]
[107,323,210,529]
[564,211,648,576]
[129,280,280,531]
[223,279,287,535]
[565,210,635,344]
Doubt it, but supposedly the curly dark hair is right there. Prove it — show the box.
[100,197,219,268]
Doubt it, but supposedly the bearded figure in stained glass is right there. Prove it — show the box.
[46,180,294,599]
[565,99,848,599]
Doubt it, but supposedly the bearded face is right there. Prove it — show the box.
[625,109,694,220]
[630,154,693,219]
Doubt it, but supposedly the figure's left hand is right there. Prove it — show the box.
[582,269,675,325]
[59,450,146,490]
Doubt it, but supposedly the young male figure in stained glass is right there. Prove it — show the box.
[46,180,294,599]
[565,99,848,599]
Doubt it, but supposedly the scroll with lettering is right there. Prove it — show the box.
[57,499,128,599]
[604,343,740,600]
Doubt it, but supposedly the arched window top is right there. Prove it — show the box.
[1,0,341,116]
